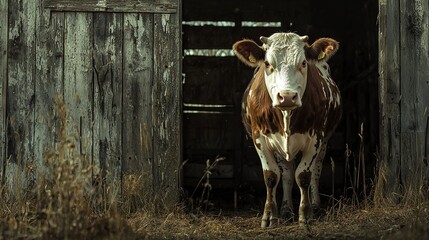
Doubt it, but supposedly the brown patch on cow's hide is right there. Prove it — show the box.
[263,170,278,189]
[289,63,342,138]
[297,170,311,189]
[241,64,284,145]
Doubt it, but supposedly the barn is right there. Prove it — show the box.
[0,0,428,210]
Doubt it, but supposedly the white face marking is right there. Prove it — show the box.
[264,33,308,110]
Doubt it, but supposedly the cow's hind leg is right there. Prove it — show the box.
[256,148,281,228]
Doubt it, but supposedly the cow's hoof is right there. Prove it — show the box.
[299,218,309,227]
[261,219,269,228]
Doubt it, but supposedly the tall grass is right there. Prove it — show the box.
[0,97,132,239]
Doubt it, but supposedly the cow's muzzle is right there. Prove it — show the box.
[275,90,300,110]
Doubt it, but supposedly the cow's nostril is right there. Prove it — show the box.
[291,93,298,102]
[278,93,285,103]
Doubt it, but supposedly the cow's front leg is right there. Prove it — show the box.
[310,142,327,215]
[295,150,319,226]
[255,143,280,228]
[276,155,295,221]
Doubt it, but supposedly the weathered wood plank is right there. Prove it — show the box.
[377,0,401,203]
[122,13,154,191]
[6,0,37,192]
[0,0,8,184]
[153,12,181,205]
[34,3,65,179]
[400,0,429,190]
[44,0,177,13]
[93,12,123,195]
[63,12,93,164]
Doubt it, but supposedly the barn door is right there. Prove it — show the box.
[1,0,181,205]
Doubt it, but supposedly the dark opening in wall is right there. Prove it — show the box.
[182,0,379,211]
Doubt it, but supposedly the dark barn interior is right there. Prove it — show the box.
[182,0,379,210]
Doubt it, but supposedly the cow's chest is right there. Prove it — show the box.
[256,131,320,161]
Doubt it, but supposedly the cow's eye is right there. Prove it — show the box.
[264,61,270,68]
[301,60,307,68]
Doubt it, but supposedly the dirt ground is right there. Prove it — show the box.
[127,204,429,240]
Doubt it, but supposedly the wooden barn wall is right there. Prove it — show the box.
[0,0,181,205]
[379,0,429,202]
[182,0,379,199]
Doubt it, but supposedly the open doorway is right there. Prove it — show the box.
[182,0,378,211]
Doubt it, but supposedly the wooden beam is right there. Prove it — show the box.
[122,13,154,193]
[153,11,182,206]
[399,0,429,191]
[0,0,7,185]
[6,0,37,192]
[92,12,123,197]
[44,0,177,13]
[377,0,401,204]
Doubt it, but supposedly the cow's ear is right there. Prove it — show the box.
[233,40,265,68]
[305,38,339,62]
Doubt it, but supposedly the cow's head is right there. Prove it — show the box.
[233,32,339,111]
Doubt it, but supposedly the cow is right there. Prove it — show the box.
[233,32,342,228]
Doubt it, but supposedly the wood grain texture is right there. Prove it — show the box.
[6,0,37,191]
[0,0,7,184]
[3,0,182,205]
[122,13,154,191]
[399,0,429,189]
[44,0,177,13]
[378,0,401,203]
[93,12,123,193]
[34,3,65,179]
[153,12,181,205]
[63,12,93,165]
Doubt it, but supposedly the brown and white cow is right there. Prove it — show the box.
[233,32,342,227]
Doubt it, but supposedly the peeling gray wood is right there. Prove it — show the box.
[44,0,177,13]
[63,12,93,165]
[34,2,65,180]
[122,13,154,191]
[0,0,8,184]
[378,0,401,203]
[93,12,123,194]
[153,12,181,205]
[6,0,37,192]
[3,0,182,205]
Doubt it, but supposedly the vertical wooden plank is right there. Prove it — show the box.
[400,0,429,190]
[34,3,65,180]
[0,0,8,184]
[6,0,37,192]
[377,0,401,203]
[122,13,154,191]
[93,12,123,195]
[63,12,93,164]
[153,8,181,205]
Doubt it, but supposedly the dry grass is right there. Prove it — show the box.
[0,101,428,239]
[125,202,429,240]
